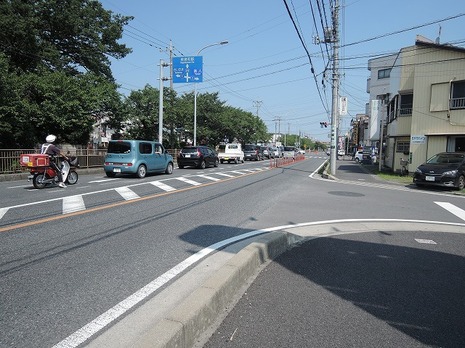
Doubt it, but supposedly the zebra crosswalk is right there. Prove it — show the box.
[0,167,268,226]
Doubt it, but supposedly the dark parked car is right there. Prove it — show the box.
[243,144,263,161]
[413,152,465,190]
[177,146,219,169]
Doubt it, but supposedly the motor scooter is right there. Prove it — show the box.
[20,154,79,189]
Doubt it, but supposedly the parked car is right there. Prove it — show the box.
[270,146,282,158]
[338,149,345,156]
[177,146,219,169]
[217,143,244,164]
[413,152,465,190]
[243,144,263,161]
[260,146,272,159]
[353,150,373,164]
[282,146,296,159]
[104,140,174,178]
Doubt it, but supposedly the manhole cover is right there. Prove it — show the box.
[328,191,365,197]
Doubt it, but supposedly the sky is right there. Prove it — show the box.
[99,0,465,142]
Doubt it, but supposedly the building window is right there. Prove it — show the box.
[399,94,413,115]
[396,141,410,154]
[378,68,391,79]
[450,80,465,109]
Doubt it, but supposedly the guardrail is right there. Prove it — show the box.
[0,148,181,175]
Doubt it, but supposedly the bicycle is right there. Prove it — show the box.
[400,158,409,176]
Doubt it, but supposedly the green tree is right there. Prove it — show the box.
[0,0,132,147]
[0,0,132,78]
[123,85,160,141]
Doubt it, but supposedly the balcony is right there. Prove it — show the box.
[450,97,465,110]
[399,107,412,116]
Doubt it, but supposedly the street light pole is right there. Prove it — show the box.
[193,40,228,146]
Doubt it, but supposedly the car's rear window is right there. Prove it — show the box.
[283,146,294,151]
[181,147,199,154]
[108,141,131,154]
[244,145,257,150]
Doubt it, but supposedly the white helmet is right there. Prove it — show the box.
[46,134,56,143]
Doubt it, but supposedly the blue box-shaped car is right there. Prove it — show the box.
[104,140,174,178]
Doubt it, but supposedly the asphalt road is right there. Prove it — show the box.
[203,229,465,348]
[1,155,465,347]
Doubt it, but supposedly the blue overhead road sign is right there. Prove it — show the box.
[172,56,203,83]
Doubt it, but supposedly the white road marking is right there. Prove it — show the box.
[0,207,9,219]
[115,187,140,200]
[435,202,465,222]
[216,173,234,178]
[415,238,437,244]
[62,195,86,214]
[89,178,119,183]
[51,228,271,348]
[176,177,202,186]
[197,174,221,182]
[150,181,176,192]
[51,218,465,348]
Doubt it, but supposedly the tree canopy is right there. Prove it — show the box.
[0,0,131,147]
[0,1,304,150]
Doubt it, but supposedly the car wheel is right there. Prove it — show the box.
[165,162,174,174]
[178,164,184,169]
[199,160,206,169]
[355,158,360,163]
[136,164,147,178]
[456,175,465,190]
[106,171,116,178]
[214,159,219,167]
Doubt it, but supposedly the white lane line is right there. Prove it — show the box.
[62,196,86,214]
[0,207,10,219]
[176,177,202,186]
[150,181,176,192]
[51,218,465,348]
[229,171,245,175]
[216,173,234,178]
[197,174,221,182]
[51,228,270,348]
[115,187,140,200]
[89,178,119,183]
[435,202,465,222]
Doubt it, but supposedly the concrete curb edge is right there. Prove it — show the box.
[134,231,303,348]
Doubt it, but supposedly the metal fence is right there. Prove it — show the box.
[0,148,108,174]
[0,148,181,174]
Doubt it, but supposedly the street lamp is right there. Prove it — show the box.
[193,40,228,146]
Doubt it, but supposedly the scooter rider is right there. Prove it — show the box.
[41,134,68,188]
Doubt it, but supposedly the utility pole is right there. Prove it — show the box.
[253,100,262,117]
[329,0,340,176]
[169,40,174,90]
[158,59,170,144]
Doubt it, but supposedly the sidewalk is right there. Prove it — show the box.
[325,157,385,184]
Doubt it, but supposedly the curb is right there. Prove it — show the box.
[126,231,301,348]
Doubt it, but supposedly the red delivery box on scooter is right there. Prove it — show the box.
[20,154,50,167]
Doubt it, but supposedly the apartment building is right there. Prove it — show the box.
[366,36,465,173]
